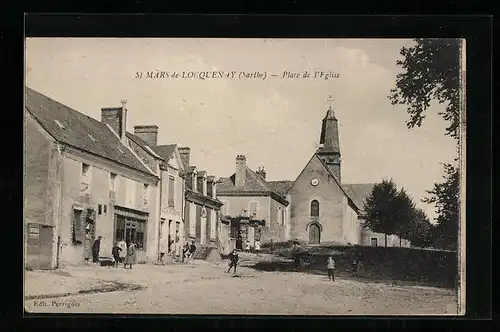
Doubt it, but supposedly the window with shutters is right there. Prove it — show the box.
[221,201,229,216]
[168,176,175,207]
[80,164,91,195]
[248,201,258,218]
[110,173,117,192]
[311,200,320,217]
[126,179,136,207]
[143,184,149,209]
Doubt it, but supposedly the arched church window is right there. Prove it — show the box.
[310,200,319,217]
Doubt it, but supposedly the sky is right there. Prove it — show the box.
[25,38,458,222]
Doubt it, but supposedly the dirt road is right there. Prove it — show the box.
[25,262,458,315]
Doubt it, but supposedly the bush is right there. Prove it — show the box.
[292,245,458,288]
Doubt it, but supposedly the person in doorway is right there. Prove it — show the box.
[254,240,261,254]
[92,236,102,263]
[188,241,196,263]
[124,241,137,269]
[84,229,92,262]
[112,242,122,268]
[226,249,239,274]
[236,232,243,250]
[168,234,173,254]
[326,256,336,282]
[245,240,250,252]
[118,238,127,263]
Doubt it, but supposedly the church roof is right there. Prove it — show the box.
[342,183,376,211]
[313,154,361,210]
[25,87,155,177]
[267,180,294,196]
[218,166,289,205]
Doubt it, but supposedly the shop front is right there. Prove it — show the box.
[114,205,149,262]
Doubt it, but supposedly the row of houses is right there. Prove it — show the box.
[25,88,226,269]
[25,88,408,270]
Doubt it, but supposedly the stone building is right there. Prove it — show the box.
[178,148,223,254]
[125,126,186,261]
[283,106,410,247]
[217,156,291,252]
[24,87,161,269]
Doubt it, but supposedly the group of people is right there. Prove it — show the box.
[244,240,261,253]
[112,239,137,268]
[87,234,137,269]
[181,241,197,263]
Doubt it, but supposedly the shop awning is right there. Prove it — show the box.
[114,205,149,221]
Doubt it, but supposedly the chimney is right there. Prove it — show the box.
[207,176,216,199]
[256,166,266,180]
[101,100,127,142]
[133,125,158,146]
[235,155,247,188]
[178,147,191,167]
[197,171,207,195]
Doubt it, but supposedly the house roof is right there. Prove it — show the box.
[25,87,155,176]
[125,132,164,160]
[155,144,177,161]
[267,180,294,196]
[342,183,376,211]
[218,166,289,205]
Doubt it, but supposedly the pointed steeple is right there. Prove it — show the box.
[317,105,341,182]
[318,106,340,154]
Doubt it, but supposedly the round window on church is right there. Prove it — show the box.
[311,178,319,186]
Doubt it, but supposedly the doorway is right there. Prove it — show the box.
[308,223,321,244]
[370,238,378,247]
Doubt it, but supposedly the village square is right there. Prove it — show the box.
[24,38,462,315]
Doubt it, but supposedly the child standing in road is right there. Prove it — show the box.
[227,249,239,274]
[326,256,335,282]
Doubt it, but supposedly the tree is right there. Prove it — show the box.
[422,163,459,250]
[389,38,462,250]
[388,38,461,140]
[362,179,399,247]
[393,188,417,247]
[406,208,434,248]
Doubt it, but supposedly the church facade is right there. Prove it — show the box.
[285,107,410,247]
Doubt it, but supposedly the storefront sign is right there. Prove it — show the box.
[28,224,39,238]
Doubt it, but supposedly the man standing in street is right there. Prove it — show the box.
[92,236,102,263]
[226,249,239,274]
[188,241,196,263]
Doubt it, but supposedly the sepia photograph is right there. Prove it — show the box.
[24,37,465,315]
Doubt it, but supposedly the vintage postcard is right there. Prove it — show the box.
[24,38,465,315]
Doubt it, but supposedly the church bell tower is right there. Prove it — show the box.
[317,106,341,182]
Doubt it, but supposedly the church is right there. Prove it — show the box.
[283,106,410,247]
